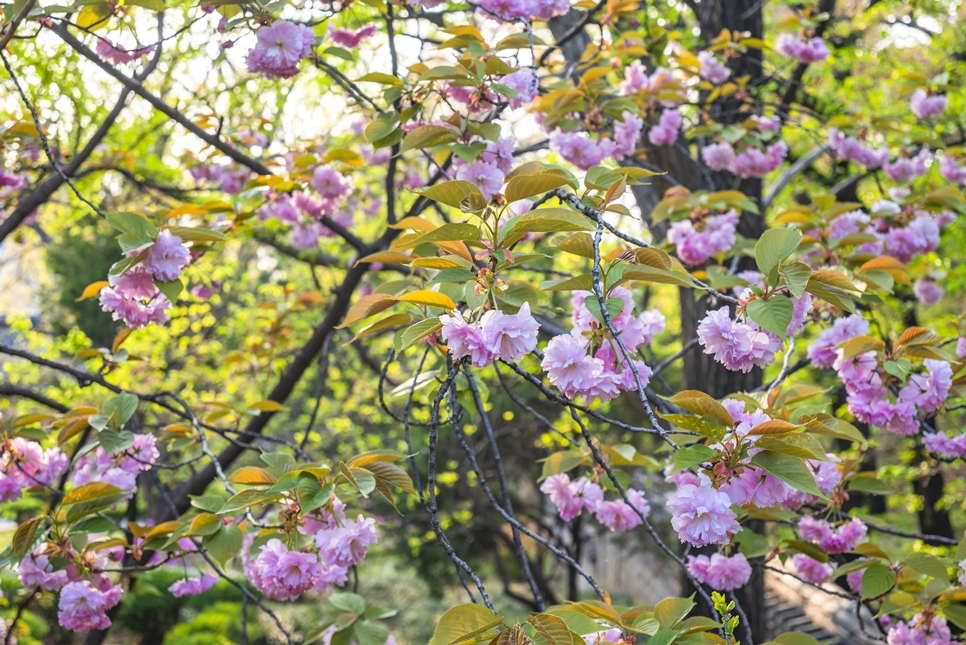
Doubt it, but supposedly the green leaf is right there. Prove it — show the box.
[417,180,488,212]
[322,46,354,62]
[904,553,949,581]
[862,563,897,599]
[106,211,157,238]
[755,227,803,276]
[665,391,734,427]
[72,517,117,537]
[97,428,135,454]
[505,174,573,203]
[330,592,367,615]
[746,296,793,340]
[155,278,183,303]
[527,614,573,645]
[780,262,812,299]
[103,392,139,426]
[401,125,459,152]
[647,629,682,645]
[204,523,242,566]
[583,296,625,326]
[755,433,827,461]
[670,444,717,475]
[355,620,391,645]
[942,604,966,631]
[190,495,224,513]
[749,451,822,498]
[507,208,595,236]
[655,597,693,630]
[847,474,892,495]
[395,319,443,352]
[767,633,824,645]
[428,604,502,645]
[12,517,43,558]
[539,451,590,480]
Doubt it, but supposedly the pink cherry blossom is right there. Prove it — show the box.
[248,539,321,601]
[311,165,352,199]
[540,474,604,521]
[776,33,829,63]
[807,314,869,369]
[501,69,539,109]
[247,21,316,79]
[316,515,378,568]
[829,128,889,169]
[455,160,504,199]
[939,155,966,185]
[698,51,731,84]
[667,483,740,547]
[913,277,944,305]
[96,40,155,65]
[647,109,681,146]
[480,302,540,361]
[702,141,736,171]
[326,24,377,48]
[612,111,644,158]
[697,307,782,373]
[440,311,493,368]
[58,581,121,632]
[910,89,948,120]
[145,229,190,282]
[686,552,752,590]
[792,553,833,584]
[168,574,218,597]
[884,151,929,183]
[549,128,615,170]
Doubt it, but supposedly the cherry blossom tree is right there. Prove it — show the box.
[0,0,965,643]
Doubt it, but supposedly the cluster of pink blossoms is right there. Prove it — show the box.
[696,290,810,374]
[834,348,951,436]
[247,504,377,600]
[190,164,252,194]
[792,554,834,584]
[548,113,642,170]
[701,140,788,178]
[887,612,956,645]
[0,437,69,502]
[0,169,28,198]
[667,482,741,547]
[95,40,155,65]
[910,89,948,120]
[913,277,944,305]
[685,552,752,590]
[884,150,930,183]
[72,433,160,493]
[647,109,681,147]
[440,302,540,368]
[697,51,730,84]
[476,0,570,21]
[500,69,540,109]
[453,136,515,199]
[667,209,738,265]
[100,229,191,328]
[619,62,684,104]
[807,314,869,368]
[326,24,376,48]
[939,155,966,185]
[881,213,943,263]
[798,516,867,553]
[168,574,218,597]
[541,288,664,401]
[247,21,315,79]
[828,128,889,169]
[540,473,650,532]
[20,544,125,631]
[775,33,829,63]
[665,399,842,548]
[257,164,356,249]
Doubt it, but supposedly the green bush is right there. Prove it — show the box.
[162,601,265,645]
